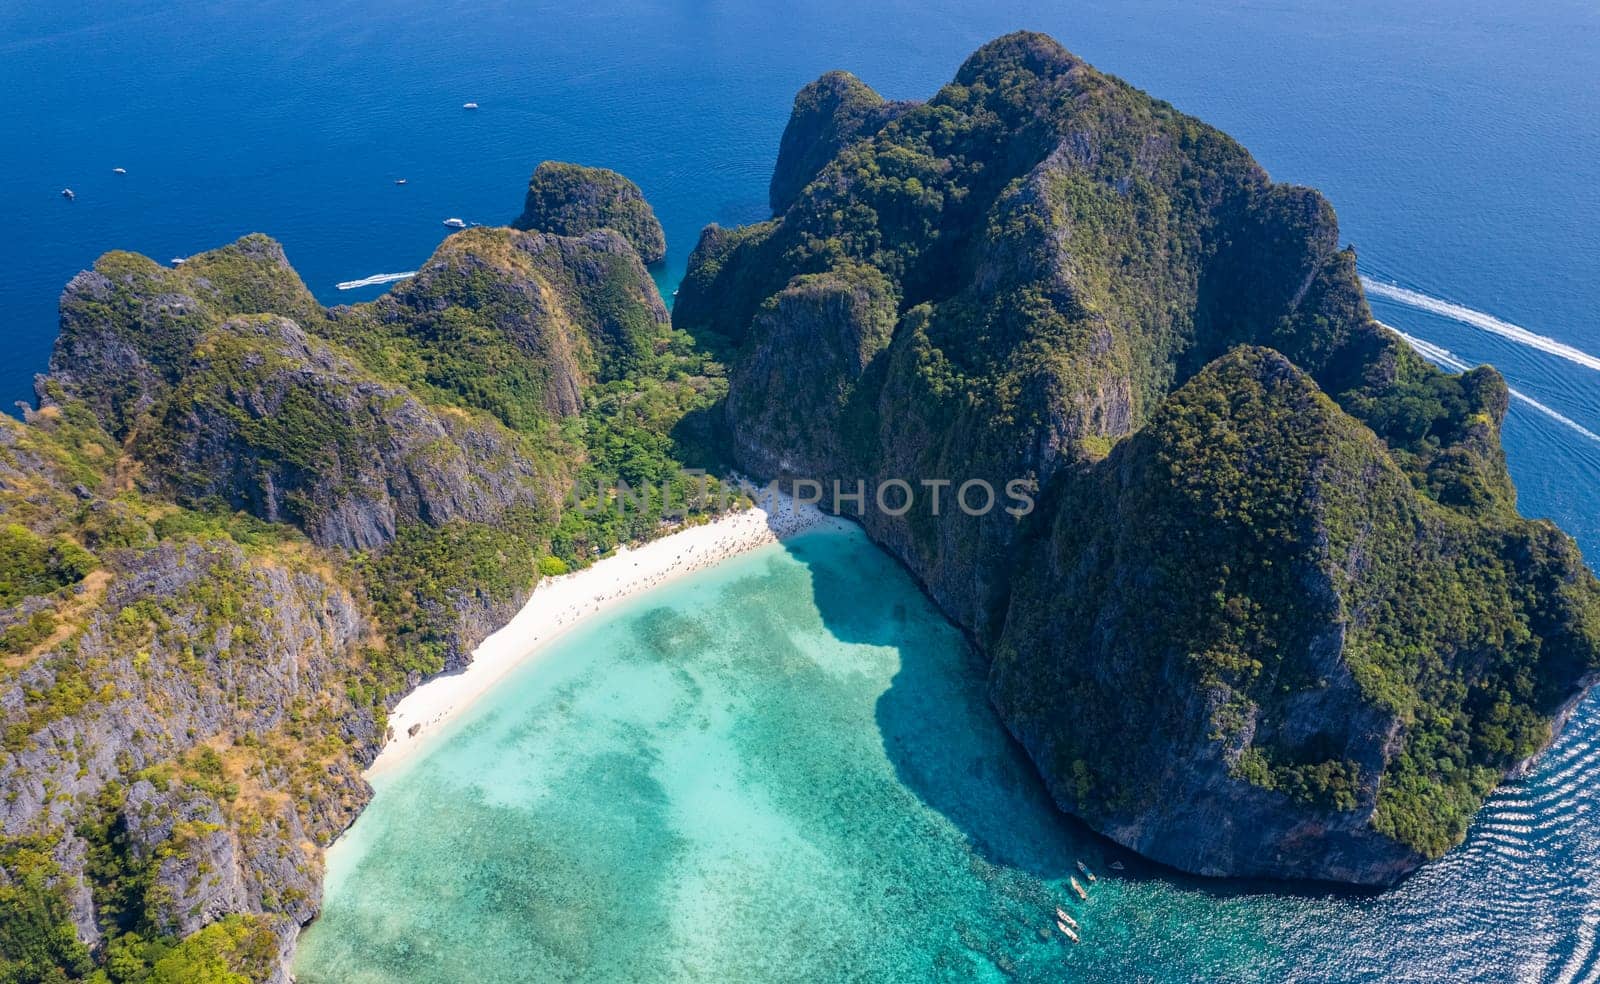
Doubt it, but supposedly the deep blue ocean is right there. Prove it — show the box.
[4,0,1597,548]
[6,1,1600,979]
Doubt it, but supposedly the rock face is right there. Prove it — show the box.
[513,161,667,264]
[768,70,915,214]
[142,314,546,551]
[726,263,896,478]
[0,534,373,970]
[1,171,699,980]
[995,347,1597,881]
[45,234,326,440]
[678,32,1600,884]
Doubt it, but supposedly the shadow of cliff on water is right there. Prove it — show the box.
[771,518,1372,905]
[773,527,1095,882]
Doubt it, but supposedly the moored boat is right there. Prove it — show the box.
[1055,907,1078,929]
[1077,860,1096,882]
[1056,919,1080,943]
[442,217,467,229]
[1070,876,1088,901]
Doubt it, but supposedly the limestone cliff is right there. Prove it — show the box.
[513,161,667,264]
[768,70,915,214]
[141,315,549,551]
[0,169,723,982]
[678,32,1600,885]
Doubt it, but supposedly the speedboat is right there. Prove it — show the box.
[462,101,479,110]
[442,217,467,229]
[1056,920,1080,944]
[61,188,75,201]
[1077,860,1097,882]
[1055,907,1078,930]
[170,257,186,266]
[395,178,408,185]
[113,167,127,175]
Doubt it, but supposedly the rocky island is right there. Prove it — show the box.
[675,31,1600,884]
[0,188,728,981]
[512,161,668,265]
[1,30,1596,984]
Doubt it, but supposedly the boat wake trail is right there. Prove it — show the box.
[1387,325,1600,446]
[336,271,417,290]
[1363,278,1600,373]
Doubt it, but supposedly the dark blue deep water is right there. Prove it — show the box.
[6,1,1600,979]
[4,0,1597,544]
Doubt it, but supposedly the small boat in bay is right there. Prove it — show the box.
[112,167,127,175]
[395,178,408,185]
[442,217,467,229]
[1055,907,1078,930]
[170,257,186,266]
[1070,876,1088,900]
[60,188,75,201]
[1110,861,1125,871]
[1077,860,1097,882]
[1056,919,1080,943]
[462,101,479,110]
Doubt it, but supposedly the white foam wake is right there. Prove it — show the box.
[1387,325,1600,445]
[336,271,417,291]
[1363,277,1600,373]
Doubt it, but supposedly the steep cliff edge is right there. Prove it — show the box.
[141,314,550,551]
[678,32,1600,884]
[512,161,667,264]
[1,172,728,981]
[768,71,916,214]
[995,347,1598,879]
[6,32,1598,984]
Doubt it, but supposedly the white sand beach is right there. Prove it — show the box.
[366,486,849,775]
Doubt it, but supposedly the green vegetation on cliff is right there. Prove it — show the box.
[1,168,727,981]
[0,525,94,608]
[768,71,914,214]
[358,514,543,680]
[513,161,667,264]
[0,836,95,983]
[996,349,1598,861]
[680,31,1600,882]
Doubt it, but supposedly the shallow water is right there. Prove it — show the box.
[296,526,1600,981]
[11,1,1600,977]
[295,527,1130,981]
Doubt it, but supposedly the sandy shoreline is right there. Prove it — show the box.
[366,486,849,776]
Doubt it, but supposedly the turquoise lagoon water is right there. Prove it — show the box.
[294,526,1600,982]
[290,528,1290,982]
[9,1,1600,978]
[293,528,1152,982]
